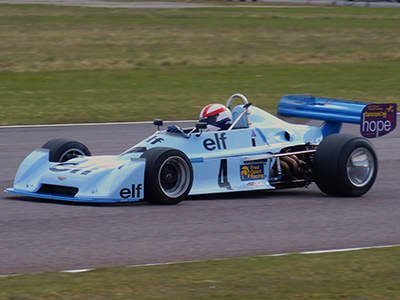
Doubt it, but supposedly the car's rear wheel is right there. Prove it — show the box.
[313,134,378,197]
[42,138,91,162]
[140,147,193,205]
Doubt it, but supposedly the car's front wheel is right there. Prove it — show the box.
[42,138,91,162]
[313,134,378,197]
[140,147,193,205]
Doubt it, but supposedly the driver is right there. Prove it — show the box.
[168,104,232,134]
[199,104,232,131]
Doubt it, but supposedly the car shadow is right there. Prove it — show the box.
[5,195,148,207]
[187,187,324,202]
[6,186,326,207]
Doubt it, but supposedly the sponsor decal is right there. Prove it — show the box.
[120,184,142,199]
[146,136,164,144]
[361,103,397,138]
[58,176,67,181]
[240,164,265,181]
[246,182,264,187]
[50,161,121,176]
[203,132,227,151]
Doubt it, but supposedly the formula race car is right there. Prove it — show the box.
[6,94,396,204]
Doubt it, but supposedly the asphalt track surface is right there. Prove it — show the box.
[0,120,399,275]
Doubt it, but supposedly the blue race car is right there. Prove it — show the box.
[6,93,380,205]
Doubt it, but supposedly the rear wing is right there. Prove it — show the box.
[277,94,398,138]
[278,95,362,137]
[278,94,370,137]
[277,94,369,124]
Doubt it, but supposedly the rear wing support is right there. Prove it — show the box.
[277,94,369,137]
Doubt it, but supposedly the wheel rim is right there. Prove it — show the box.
[158,156,191,198]
[59,148,87,162]
[346,147,375,187]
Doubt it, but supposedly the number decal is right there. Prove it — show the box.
[218,159,232,190]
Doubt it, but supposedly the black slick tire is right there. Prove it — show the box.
[313,134,378,197]
[42,138,91,162]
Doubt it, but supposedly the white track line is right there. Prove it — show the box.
[62,244,400,273]
[3,244,397,277]
[62,268,93,273]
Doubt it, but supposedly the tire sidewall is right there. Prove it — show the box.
[141,147,193,205]
[336,137,378,196]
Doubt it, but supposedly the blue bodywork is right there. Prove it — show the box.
[6,94,369,203]
[278,94,369,137]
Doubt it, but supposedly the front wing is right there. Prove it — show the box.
[6,149,146,203]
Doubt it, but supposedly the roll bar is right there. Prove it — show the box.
[226,93,252,130]
[226,93,249,109]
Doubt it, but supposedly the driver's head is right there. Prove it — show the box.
[199,104,232,131]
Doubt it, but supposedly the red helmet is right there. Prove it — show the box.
[199,104,232,131]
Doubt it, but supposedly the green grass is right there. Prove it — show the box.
[1,247,400,299]
[1,62,399,125]
[0,4,399,125]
